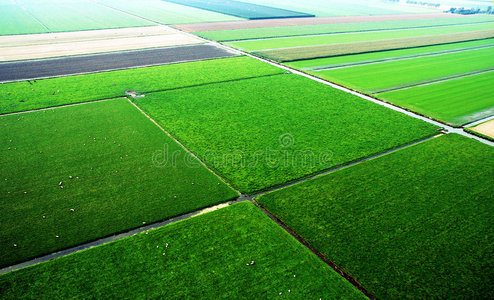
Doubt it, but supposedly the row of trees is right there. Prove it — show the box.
[448,6,493,15]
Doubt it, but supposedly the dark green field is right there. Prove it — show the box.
[0,98,236,267]
[0,202,364,299]
[257,134,494,299]
[0,56,283,114]
[134,74,438,193]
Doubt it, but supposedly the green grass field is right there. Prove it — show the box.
[134,74,438,193]
[0,98,237,268]
[0,56,284,114]
[0,3,48,35]
[312,46,494,93]
[286,38,494,70]
[0,202,365,299]
[378,71,494,126]
[98,0,242,24]
[227,22,494,51]
[7,0,152,34]
[257,134,494,299]
[198,16,494,41]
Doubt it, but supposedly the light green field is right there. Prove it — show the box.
[0,56,283,114]
[287,38,494,70]
[0,98,236,268]
[199,16,494,41]
[257,134,494,299]
[8,0,152,34]
[312,46,494,93]
[134,74,438,193]
[241,0,436,17]
[227,22,494,51]
[378,71,494,126]
[0,202,365,299]
[98,0,242,24]
[0,3,47,35]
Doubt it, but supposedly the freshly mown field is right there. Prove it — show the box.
[0,202,365,299]
[0,56,283,114]
[0,3,47,35]
[227,22,494,51]
[8,0,152,34]
[257,134,494,299]
[378,71,494,126]
[134,74,438,193]
[287,38,494,70]
[240,0,436,17]
[98,0,242,24]
[198,16,494,41]
[0,98,237,268]
[312,46,494,93]
[163,0,314,20]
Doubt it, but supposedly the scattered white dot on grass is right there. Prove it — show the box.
[60,186,64,189]
[162,253,165,256]
[24,191,27,194]
[165,243,168,248]
[142,222,146,224]
[42,216,46,219]
[70,208,75,212]
[156,246,159,248]
[55,235,59,238]
[13,244,17,247]
[69,176,73,179]
[288,290,291,293]
[250,261,255,265]
[279,292,282,295]
[58,182,63,186]
[293,275,296,278]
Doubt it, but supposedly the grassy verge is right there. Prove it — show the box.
[0,56,284,114]
[0,98,237,268]
[256,134,494,299]
[134,74,438,193]
[0,202,365,299]
[377,70,494,126]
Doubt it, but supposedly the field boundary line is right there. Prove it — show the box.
[252,134,443,198]
[220,21,494,43]
[249,199,375,299]
[0,199,244,275]
[0,97,119,117]
[307,43,494,71]
[125,98,242,196]
[371,67,494,93]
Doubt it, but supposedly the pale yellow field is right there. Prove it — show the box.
[470,119,494,139]
[0,26,202,61]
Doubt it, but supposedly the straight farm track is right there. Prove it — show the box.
[0,44,237,82]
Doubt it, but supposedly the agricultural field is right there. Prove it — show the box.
[198,15,494,41]
[227,22,494,51]
[0,98,237,267]
[1,0,153,35]
[97,0,242,24]
[134,74,438,193]
[286,38,494,70]
[0,2,47,35]
[0,56,283,114]
[240,0,438,16]
[313,46,494,93]
[163,0,314,20]
[1,0,493,298]
[256,134,494,299]
[378,70,494,126]
[0,26,204,62]
[0,202,365,299]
